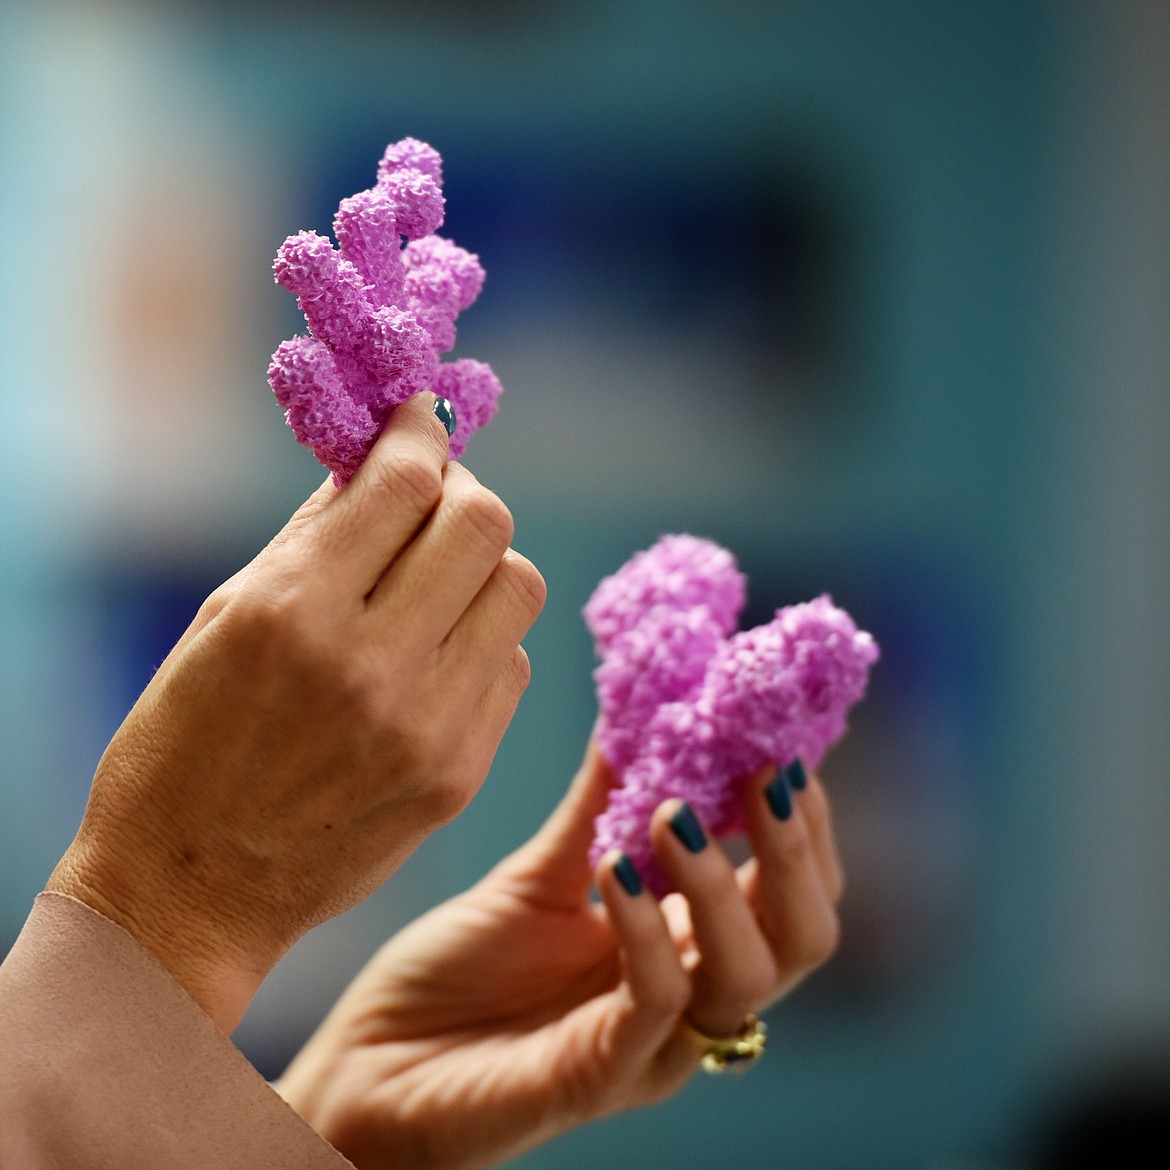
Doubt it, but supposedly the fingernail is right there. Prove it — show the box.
[765,773,793,821]
[669,802,707,853]
[785,758,808,792]
[613,853,643,896]
[433,396,456,437]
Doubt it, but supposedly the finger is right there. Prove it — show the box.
[489,734,614,904]
[650,800,777,1037]
[308,393,450,594]
[439,547,546,701]
[793,770,846,904]
[737,762,843,903]
[741,769,842,998]
[217,476,342,599]
[594,850,693,1076]
[470,645,533,759]
[259,474,341,553]
[367,463,517,644]
[420,646,534,828]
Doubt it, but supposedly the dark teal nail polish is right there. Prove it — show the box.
[765,773,793,821]
[433,396,456,437]
[785,758,808,792]
[669,802,707,853]
[613,853,642,897]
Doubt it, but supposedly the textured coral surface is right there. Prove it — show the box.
[586,535,879,895]
[268,138,502,483]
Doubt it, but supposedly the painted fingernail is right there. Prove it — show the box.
[785,758,808,792]
[433,396,456,438]
[613,853,643,896]
[669,802,708,853]
[765,773,793,821]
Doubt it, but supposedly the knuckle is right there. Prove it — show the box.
[196,582,233,625]
[432,782,472,825]
[417,767,477,826]
[389,698,467,781]
[369,450,443,516]
[390,707,444,770]
[220,579,344,679]
[780,811,816,865]
[509,646,532,693]
[452,484,514,552]
[500,551,547,618]
[795,909,841,970]
[220,583,293,647]
[648,969,691,1022]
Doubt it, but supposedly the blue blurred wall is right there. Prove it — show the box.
[2,2,1168,1167]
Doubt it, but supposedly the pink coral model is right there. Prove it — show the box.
[586,535,879,895]
[268,138,502,483]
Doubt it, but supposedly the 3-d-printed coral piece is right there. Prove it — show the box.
[586,536,879,895]
[268,138,502,483]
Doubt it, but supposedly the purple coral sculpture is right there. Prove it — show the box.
[268,138,502,484]
[586,535,879,896]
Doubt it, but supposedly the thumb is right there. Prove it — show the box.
[217,474,339,596]
[255,473,341,559]
[170,474,340,654]
[491,734,617,906]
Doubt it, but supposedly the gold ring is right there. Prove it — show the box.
[680,1013,767,1075]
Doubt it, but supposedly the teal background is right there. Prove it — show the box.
[3,2,1168,1167]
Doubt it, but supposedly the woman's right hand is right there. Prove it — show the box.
[46,393,546,1035]
[273,745,843,1170]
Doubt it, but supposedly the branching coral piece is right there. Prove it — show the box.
[586,535,879,895]
[268,138,502,482]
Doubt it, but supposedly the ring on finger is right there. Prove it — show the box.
[679,1013,767,1075]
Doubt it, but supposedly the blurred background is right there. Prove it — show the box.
[2,0,1168,1166]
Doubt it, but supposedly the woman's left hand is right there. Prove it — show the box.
[275,741,844,1170]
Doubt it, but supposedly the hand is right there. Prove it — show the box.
[46,394,546,1033]
[275,741,843,1170]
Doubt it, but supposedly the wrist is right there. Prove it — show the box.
[46,838,275,1034]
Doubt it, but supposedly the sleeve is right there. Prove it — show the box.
[0,891,356,1170]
